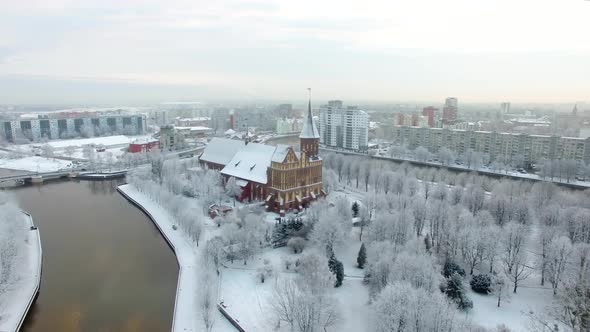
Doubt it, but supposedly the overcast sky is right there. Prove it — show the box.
[0,0,589,104]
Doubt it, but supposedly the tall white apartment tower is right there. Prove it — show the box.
[319,100,369,152]
[500,102,511,120]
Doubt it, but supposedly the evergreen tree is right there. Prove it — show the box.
[443,259,466,278]
[444,273,473,310]
[424,234,431,252]
[334,260,344,287]
[328,247,337,273]
[326,244,344,287]
[470,274,492,294]
[352,201,360,218]
[357,243,367,269]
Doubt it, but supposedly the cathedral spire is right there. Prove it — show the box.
[300,88,320,139]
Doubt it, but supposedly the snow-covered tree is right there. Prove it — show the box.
[225,176,242,206]
[295,251,333,293]
[309,208,349,250]
[546,236,573,295]
[372,282,457,332]
[198,258,217,332]
[357,243,367,269]
[491,274,511,307]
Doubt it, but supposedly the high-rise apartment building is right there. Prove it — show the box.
[319,100,369,152]
[422,106,438,127]
[442,97,458,124]
[499,102,511,120]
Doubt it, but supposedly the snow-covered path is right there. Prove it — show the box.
[0,212,42,332]
[118,184,201,332]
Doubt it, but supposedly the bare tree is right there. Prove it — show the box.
[199,260,217,332]
[546,236,573,295]
[270,277,298,328]
[491,274,511,307]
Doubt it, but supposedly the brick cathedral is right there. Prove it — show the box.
[199,98,323,212]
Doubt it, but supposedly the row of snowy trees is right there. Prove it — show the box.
[0,193,28,300]
[322,151,590,331]
[385,143,590,182]
[127,163,205,246]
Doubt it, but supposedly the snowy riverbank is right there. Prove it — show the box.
[0,212,42,332]
[118,184,201,331]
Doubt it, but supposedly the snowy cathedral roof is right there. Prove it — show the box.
[299,99,320,139]
[271,144,291,163]
[221,142,277,184]
[199,138,245,165]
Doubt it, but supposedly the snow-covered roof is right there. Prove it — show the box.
[131,137,159,144]
[175,126,212,131]
[300,100,320,139]
[221,143,277,184]
[200,138,245,166]
[271,144,292,163]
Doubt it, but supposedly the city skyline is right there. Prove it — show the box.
[1,0,589,104]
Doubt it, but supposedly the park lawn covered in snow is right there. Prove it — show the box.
[218,239,372,332]
[467,275,555,332]
[0,155,74,172]
[0,210,42,332]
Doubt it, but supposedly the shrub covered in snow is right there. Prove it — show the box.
[287,236,306,254]
[256,259,274,283]
[470,274,492,294]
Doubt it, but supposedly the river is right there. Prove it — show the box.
[10,179,177,332]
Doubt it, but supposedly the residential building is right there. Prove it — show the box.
[199,99,322,212]
[391,125,590,165]
[500,102,511,120]
[159,125,185,151]
[319,100,369,152]
[0,112,146,143]
[276,118,303,135]
[442,97,458,124]
[175,117,210,127]
[422,106,438,127]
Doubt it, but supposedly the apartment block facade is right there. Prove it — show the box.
[1,113,146,142]
[391,126,590,164]
[319,100,369,152]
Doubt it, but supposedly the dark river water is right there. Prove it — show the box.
[11,179,177,332]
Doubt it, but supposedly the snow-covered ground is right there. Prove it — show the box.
[119,183,373,332]
[25,135,141,149]
[0,212,42,332]
[218,235,371,332]
[467,275,555,332]
[117,184,234,332]
[0,156,75,172]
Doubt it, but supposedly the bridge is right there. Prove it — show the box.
[0,170,74,183]
[0,145,205,184]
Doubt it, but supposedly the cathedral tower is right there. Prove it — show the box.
[299,90,320,159]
